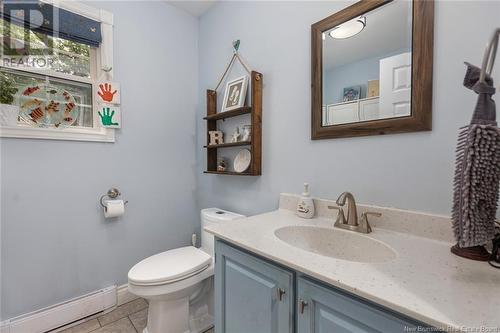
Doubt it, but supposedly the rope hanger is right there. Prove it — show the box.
[214,40,253,91]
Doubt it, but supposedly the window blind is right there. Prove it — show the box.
[1,0,102,47]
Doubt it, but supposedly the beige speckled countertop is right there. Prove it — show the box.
[205,195,500,332]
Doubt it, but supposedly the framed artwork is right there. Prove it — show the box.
[221,75,248,112]
[367,79,379,97]
[342,86,361,102]
[96,81,120,104]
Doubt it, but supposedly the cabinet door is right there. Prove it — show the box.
[359,97,380,121]
[297,277,423,333]
[215,241,294,333]
[327,102,359,125]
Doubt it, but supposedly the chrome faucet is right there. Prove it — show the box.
[328,192,381,234]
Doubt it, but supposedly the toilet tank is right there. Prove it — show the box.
[201,208,245,256]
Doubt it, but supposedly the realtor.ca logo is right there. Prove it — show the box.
[1,0,58,69]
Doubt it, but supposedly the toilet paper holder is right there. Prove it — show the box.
[100,188,128,211]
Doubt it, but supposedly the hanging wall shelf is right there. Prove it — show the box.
[203,41,262,176]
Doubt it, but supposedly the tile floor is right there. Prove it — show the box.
[57,298,214,333]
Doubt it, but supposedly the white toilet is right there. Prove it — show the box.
[128,208,244,333]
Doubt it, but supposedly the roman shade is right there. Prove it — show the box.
[1,0,102,47]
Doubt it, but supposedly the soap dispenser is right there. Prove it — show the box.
[296,183,315,219]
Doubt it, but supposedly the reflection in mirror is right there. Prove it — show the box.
[322,0,413,126]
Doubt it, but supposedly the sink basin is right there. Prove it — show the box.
[274,226,397,263]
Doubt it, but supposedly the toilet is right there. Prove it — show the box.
[128,208,244,333]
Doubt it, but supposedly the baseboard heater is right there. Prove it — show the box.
[0,285,116,333]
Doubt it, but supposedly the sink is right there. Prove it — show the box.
[274,226,397,263]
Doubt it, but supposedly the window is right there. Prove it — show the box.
[2,67,94,128]
[0,2,114,142]
[1,19,94,77]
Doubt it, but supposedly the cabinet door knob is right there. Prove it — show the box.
[299,299,308,314]
[277,288,286,301]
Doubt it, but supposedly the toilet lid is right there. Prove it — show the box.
[128,246,211,285]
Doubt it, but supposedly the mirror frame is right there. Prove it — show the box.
[311,0,434,139]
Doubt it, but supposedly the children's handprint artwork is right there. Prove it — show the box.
[95,81,121,129]
[96,82,120,104]
[98,105,121,128]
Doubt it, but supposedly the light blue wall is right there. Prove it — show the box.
[324,55,381,105]
[0,1,199,319]
[324,49,410,105]
[197,1,500,217]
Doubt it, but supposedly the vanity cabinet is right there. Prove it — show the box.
[215,240,431,333]
[297,277,421,333]
[215,240,294,333]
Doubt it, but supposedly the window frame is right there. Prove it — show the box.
[0,1,115,142]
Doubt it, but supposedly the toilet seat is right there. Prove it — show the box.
[128,246,211,286]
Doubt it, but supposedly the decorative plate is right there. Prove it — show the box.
[234,149,251,173]
[18,84,78,128]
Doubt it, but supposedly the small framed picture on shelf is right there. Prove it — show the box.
[367,79,379,98]
[342,86,361,102]
[221,75,248,112]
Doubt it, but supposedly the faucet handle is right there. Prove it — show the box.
[328,205,346,225]
[359,211,382,233]
[361,211,382,218]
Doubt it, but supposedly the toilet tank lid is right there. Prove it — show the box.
[201,208,245,223]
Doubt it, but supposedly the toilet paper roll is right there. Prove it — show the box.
[104,199,125,218]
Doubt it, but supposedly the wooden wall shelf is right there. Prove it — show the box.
[203,171,254,176]
[203,106,252,121]
[204,141,251,149]
[204,71,262,176]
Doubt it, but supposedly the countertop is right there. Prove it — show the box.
[205,209,500,331]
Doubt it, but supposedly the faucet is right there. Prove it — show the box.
[328,192,381,234]
[336,192,358,226]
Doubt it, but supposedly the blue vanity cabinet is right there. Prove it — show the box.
[215,240,294,333]
[297,277,422,333]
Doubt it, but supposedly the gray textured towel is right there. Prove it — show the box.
[452,63,500,248]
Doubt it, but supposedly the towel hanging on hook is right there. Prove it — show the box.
[214,39,253,91]
[451,27,500,262]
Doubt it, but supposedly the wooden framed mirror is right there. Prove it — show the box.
[311,0,434,139]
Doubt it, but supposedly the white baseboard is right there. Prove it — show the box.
[117,283,138,306]
[0,286,116,333]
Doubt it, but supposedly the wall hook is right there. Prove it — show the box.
[480,28,500,83]
[232,40,240,53]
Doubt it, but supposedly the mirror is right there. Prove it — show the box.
[322,1,412,125]
[312,0,434,139]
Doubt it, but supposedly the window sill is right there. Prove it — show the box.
[0,125,115,142]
